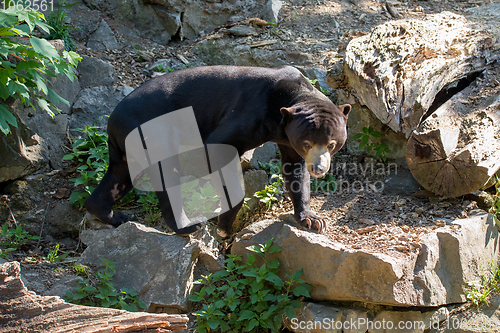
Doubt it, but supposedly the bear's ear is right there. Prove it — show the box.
[280,107,295,123]
[339,104,351,118]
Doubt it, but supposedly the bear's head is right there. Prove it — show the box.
[281,101,351,178]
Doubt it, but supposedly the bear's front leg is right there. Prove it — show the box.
[279,144,328,233]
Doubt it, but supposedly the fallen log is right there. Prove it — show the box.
[0,261,189,333]
[344,10,498,137]
[406,64,500,197]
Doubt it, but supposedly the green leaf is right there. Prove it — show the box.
[30,37,60,59]
[0,104,17,134]
[359,135,369,149]
[351,133,363,140]
[248,318,259,331]
[265,272,284,287]
[207,319,220,330]
[238,310,256,321]
[189,294,203,302]
[247,253,256,265]
[268,244,282,254]
[293,284,311,297]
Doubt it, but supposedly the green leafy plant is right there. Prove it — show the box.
[156,64,175,73]
[137,191,162,226]
[307,78,329,96]
[72,263,90,276]
[254,176,283,211]
[190,238,311,332]
[63,120,109,208]
[352,126,392,162]
[466,261,500,306]
[43,243,69,263]
[65,258,146,312]
[0,223,41,249]
[45,1,78,51]
[182,179,222,216]
[310,173,336,192]
[0,8,81,135]
[0,247,15,259]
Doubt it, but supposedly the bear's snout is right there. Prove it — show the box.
[305,146,330,178]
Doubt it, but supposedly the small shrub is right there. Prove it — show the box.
[190,238,311,332]
[137,191,162,226]
[65,258,146,312]
[466,261,500,306]
[45,2,77,51]
[0,224,41,249]
[254,176,284,211]
[0,8,81,135]
[352,126,391,162]
[43,243,69,263]
[72,263,90,276]
[63,120,109,208]
[310,173,336,192]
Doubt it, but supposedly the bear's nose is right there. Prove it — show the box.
[310,164,326,177]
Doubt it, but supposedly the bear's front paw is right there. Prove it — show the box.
[299,211,327,233]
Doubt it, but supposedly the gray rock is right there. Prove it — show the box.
[0,105,44,182]
[240,142,278,171]
[296,67,333,95]
[79,222,221,312]
[232,210,500,307]
[67,3,102,42]
[46,71,81,114]
[225,25,258,37]
[87,19,119,50]
[83,0,255,43]
[193,38,288,67]
[70,86,131,129]
[243,169,269,210]
[261,0,283,24]
[78,55,117,88]
[426,293,500,332]
[285,302,450,333]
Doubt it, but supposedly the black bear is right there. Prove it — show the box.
[85,65,351,236]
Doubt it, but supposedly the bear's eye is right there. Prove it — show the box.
[303,141,312,150]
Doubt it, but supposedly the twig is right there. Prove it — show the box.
[8,206,18,226]
[36,204,49,248]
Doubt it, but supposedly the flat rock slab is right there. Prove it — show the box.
[285,301,450,333]
[79,222,222,312]
[0,261,188,332]
[232,210,499,307]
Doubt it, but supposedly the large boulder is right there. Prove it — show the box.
[79,222,223,312]
[343,11,499,137]
[82,0,260,43]
[70,85,133,129]
[78,55,117,88]
[231,210,500,307]
[86,19,120,50]
[0,105,44,183]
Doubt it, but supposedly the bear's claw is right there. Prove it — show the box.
[300,213,327,233]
